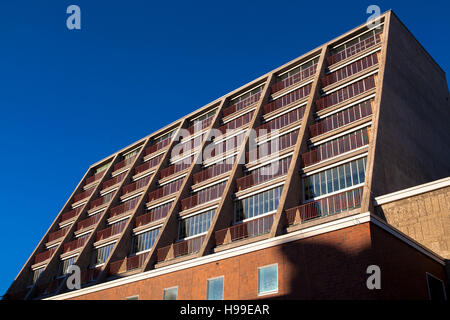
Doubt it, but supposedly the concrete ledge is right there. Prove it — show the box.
[374,177,450,205]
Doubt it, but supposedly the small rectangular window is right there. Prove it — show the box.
[258,264,278,295]
[426,273,447,301]
[125,295,139,300]
[207,276,224,300]
[163,287,178,300]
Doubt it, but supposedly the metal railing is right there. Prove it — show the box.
[255,106,305,136]
[145,138,171,157]
[285,187,364,225]
[315,75,376,112]
[263,83,312,114]
[246,130,298,163]
[236,161,290,191]
[160,162,191,179]
[63,237,88,254]
[102,172,127,190]
[85,171,104,185]
[301,128,369,167]
[309,100,372,137]
[47,227,69,243]
[89,193,114,210]
[157,235,206,262]
[113,155,137,172]
[147,179,183,202]
[60,207,82,223]
[122,175,151,195]
[95,220,127,242]
[109,197,140,218]
[134,154,163,175]
[34,248,57,265]
[135,206,171,228]
[180,182,226,211]
[321,52,379,87]
[76,213,102,231]
[193,163,233,185]
[215,214,274,246]
[73,187,94,203]
[109,252,149,275]
[187,116,214,135]
[217,111,253,135]
[327,32,382,66]
[271,63,317,93]
[222,92,262,117]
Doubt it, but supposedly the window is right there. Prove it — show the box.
[303,157,367,200]
[178,209,215,239]
[59,256,77,275]
[124,149,139,159]
[207,277,224,300]
[191,109,216,126]
[258,264,278,295]
[235,186,283,222]
[331,29,380,55]
[95,163,110,174]
[31,268,44,284]
[91,243,115,267]
[163,287,178,300]
[230,85,264,106]
[131,228,160,254]
[279,57,319,81]
[154,130,176,144]
[426,273,447,301]
[125,295,139,300]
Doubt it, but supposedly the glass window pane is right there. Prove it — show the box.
[207,277,224,300]
[163,287,178,300]
[352,160,359,185]
[258,264,278,294]
[326,170,333,194]
[345,163,352,187]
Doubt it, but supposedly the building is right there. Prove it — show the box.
[5,10,449,300]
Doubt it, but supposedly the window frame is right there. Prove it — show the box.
[257,263,279,296]
[206,276,224,300]
[426,272,447,301]
[163,286,178,300]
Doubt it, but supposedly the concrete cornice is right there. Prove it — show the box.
[374,177,450,206]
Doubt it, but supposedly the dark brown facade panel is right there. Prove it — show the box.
[369,13,450,199]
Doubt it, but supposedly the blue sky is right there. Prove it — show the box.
[0,0,448,295]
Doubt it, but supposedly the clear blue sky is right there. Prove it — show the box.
[0,0,448,295]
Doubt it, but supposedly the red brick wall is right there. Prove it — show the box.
[369,223,447,300]
[69,222,445,300]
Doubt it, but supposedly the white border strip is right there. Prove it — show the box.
[374,177,450,206]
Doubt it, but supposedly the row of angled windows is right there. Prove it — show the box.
[303,157,367,201]
[330,28,381,55]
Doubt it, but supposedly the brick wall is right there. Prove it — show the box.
[67,222,445,300]
[376,186,450,259]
